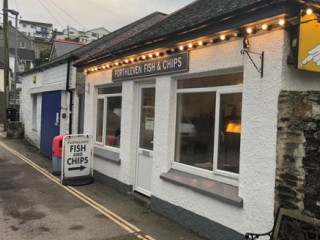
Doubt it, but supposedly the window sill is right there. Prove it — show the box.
[160,169,243,207]
[93,146,121,165]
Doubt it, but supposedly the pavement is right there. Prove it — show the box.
[0,131,205,240]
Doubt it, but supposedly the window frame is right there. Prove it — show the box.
[95,90,122,153]
[173,79,243,186]
[20,42,26,48]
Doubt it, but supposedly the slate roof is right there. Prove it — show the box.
[22,12,166,75]
[50,40,85,61]
[75,0,320,66]
[9,49,35,61]
[75,0,266,65]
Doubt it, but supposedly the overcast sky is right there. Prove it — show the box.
[3,0,195,32]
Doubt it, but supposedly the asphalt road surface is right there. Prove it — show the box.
[0,137,205,240]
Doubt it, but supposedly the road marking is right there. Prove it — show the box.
[0,141,156,240]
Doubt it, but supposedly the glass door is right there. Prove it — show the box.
[135,84,155,196]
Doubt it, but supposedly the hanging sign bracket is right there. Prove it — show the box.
[241,49,264,78]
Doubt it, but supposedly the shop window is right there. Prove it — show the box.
[175,73,243,178]
[95,86,122,150]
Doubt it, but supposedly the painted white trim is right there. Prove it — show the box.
[94,86,122,153]
[28,82,66,94]
[97,93,122,98]
[176,85,242,94]
[173,77,243,185]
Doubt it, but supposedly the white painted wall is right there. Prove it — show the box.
[21,74,42,147]
[83,29,320,236]
[43,65,68,85]
[21,62,80,148]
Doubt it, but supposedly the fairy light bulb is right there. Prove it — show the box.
[179,45,184,51]
[148,53,153,58]
[279,19,285,26]
[198,41,203,46]
[130,58,134,62]
[306,8,313,15]
[155,52,160,57]
[262,24,268,30]
[125,59,129,63]
[188,43,193,48]
[246,27,253,34]
[142,55,146,60]
[115,62,119,66]
[220,35,226,40]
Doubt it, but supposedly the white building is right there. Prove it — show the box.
[20,12,166,158]
[74,0,320,239]
[19,20,53,41]
[79,27,110,44]
[55,27,110,44]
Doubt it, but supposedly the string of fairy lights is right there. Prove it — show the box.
[83,7,317,75]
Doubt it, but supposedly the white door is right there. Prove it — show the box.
[135,84,155,196]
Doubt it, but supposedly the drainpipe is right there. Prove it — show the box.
[66,58,73,134]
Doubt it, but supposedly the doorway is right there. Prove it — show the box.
[40,91,61,158]
[135,84,155,196]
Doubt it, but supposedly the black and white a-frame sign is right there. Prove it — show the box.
[61,134,94,185]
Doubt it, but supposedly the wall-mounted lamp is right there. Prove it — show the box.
[243,36,250,49]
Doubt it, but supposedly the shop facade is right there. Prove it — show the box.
[76,1,320,238]
[82,34,316,239]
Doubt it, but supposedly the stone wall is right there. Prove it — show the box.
[276,91,320,219]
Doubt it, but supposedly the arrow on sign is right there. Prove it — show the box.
[68,165,86,171]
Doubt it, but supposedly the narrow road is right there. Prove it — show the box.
[0,140,134,240]
[0,137,205,240]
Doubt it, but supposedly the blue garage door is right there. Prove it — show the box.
[40,91,61,158]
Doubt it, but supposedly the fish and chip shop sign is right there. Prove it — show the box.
[61,134,94,185]
[112,52,189,81]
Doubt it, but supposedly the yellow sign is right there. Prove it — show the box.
[298,12,320,72]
